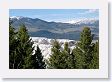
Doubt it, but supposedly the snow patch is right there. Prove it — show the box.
[10,16,27,20]
[31,37,76,59]
[65,18,98,24]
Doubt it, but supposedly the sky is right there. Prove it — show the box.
[9,9,99,23]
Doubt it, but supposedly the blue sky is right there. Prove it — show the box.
[9,9,99,22]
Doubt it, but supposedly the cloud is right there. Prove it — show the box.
[86,9,99,13]
[80,9,99,14]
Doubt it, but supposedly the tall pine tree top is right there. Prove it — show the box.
[32,45,46,69]
[80,27,92,49]
[17,24,30,43]
[73,27,94,69]
[17,24,34,69]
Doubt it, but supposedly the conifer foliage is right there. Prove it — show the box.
[73,27,98,69]
[62,42,75,69]
[47,41,75,69]
[32,45,46,69]
[16,24,34,69]
[9,24,46,69]
[48,27,99,69]
[47,40,63,68]
[9,22,99,69]
[9,22,19,69]
[89,41,99,68]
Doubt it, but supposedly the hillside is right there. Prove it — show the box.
[10,16,99,40]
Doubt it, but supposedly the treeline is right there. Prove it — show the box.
[9,23,99,69]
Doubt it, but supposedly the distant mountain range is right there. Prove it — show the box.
[9,16,99,40]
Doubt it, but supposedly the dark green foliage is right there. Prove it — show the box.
[32,46,46,69]
[73,27,98,69]
[72,47,85,69]
[47,41,75,69]
[9,24,99,69]
[47,40,63,68]
[63,42,75,69]
[9,23,16,68]
[47,40,70,69]
[64,42,70,53]
[45,27,99,69]
[9,22,20,69]
[9,23,46,69]
[9,24,34,69]
[80,27,92,47]
[16,24,34,69]
[89,41,99,69]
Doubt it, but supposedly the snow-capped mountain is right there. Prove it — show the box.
[75,19,99,25]
[10,16,27,20]
[66,18,98,25]
[9,16,99,40]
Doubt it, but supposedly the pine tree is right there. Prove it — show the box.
[32,45,46,69]
[63,42,75,69]
[89,41,99,68]
[9,22,16,68]
[9,22,20,69]
[72,46,85,69]
[47,40,66,69]
[47,41,75,69]
[16,24,34,69]
[64,42,70,53]
[73,27,94,69]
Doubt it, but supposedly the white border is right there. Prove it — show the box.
[0,0,108,78]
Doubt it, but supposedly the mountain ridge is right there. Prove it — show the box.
[9,16,99,40]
